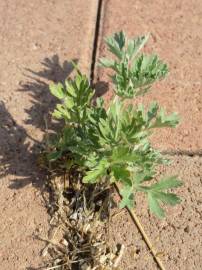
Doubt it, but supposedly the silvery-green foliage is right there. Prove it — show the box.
[99,31,168,98]
[48,32,181,218]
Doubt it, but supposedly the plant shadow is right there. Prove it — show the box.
[0,55,76,190]
[0,55,110,191]
[20,55,78,132]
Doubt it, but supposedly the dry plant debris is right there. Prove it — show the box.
[38,160,123,270]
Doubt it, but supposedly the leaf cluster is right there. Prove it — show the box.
[47,32,181,218]
[99,32,168,98]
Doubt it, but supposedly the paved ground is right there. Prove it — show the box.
[0,0,201,269]
[0,1,98,269]
[97,0,202,269]
[97,0,202,152]
[110,156,202,269]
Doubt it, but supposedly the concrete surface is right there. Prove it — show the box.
[0,0,202,269]
[96,0,202,152]
[0,0,98,269]
[97,1,202,269]
[110,156,202,270]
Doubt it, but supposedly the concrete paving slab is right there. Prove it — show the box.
[110,156,202,270]
[0,0,98,269]
[96,0,202,151]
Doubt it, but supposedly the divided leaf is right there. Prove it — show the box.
[154,192,181,206]
[49,82,65,99]
[100,33,168,99]
[105,32,124,59]
[150,109,180,128]
[127,35,149,59]
[149,176,183,191]
[119,185,134,209]
[114,31,126,50]
[148,192,165,218]
[98,58,116,70]
[145,176,182,218]
[83,159,109,183]
[50,71,94,125]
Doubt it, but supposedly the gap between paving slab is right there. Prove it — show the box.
[0,1,99,269]
[90,0,103,83]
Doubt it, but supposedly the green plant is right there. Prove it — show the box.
[47,31,182,218]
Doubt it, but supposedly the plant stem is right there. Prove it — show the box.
[114,183,166,270]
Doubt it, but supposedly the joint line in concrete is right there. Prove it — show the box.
[90,0,103,84]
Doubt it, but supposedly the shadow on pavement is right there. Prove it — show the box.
[0,55,76,189]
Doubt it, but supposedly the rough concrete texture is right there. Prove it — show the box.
[97,1,202,269]
[96,0,202,151]
[110,156,202,270]
[1,0,201,269]
[0,0,98,269]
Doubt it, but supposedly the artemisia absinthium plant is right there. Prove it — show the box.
[47,31,182,218]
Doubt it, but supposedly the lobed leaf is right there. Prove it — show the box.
[150,109,180,128]
[83,159,109,183]
[149,176,182,191]
[127,34,149,59]
[49,82,65,99]
[148,192,165,218]
[119,185,134,209]
[154,192,181,206]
